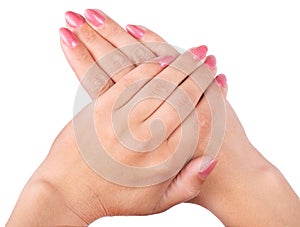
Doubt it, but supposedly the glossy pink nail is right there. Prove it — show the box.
[215,74,227,88]
[126,25,145,39]
[155,55,175,68]
[65,11,85,28]
[204,55,217,68]
[190,45,208,60]
[59,28,79,48]
[84,9,105,27]
[199,157,218,180]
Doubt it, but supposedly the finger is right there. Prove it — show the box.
[84,9,156,64]
[65,11,134,82]
[130,46,209,123]
[95,56,175,159]
[146,61,216,138]
[138,54,215,140]
[59,27,112,99]
[103,56,174,109]
[126,24,179,57]
[155,156,218,212]
[215,74,228,97]
[168,72,227,160]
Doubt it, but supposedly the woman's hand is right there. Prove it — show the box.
[7,9,300,227]
[7,10,226,227]
[59,9,300,226]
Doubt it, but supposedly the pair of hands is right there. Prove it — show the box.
[60,9,227,220]
[7,9,300,227]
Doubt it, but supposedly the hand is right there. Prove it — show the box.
[7,10,226,227]
[60,9,300,226]
[7,9,300,227]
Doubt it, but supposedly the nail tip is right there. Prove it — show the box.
[216,74,227,88]
[59,27,68,34]
[198,158,218,180]
[204,55,217,68]
[200,45,208,53]
[191,45,208,60]
[84,9,105,27]
[65,10,73,15]
[64,11,85,28]
[126,24,145,39]
[59,27,78,48]
[159,55,175,68]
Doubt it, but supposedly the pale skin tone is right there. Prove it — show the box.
[7,9,300,227]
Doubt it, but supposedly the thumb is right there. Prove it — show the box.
[156,156,218,212]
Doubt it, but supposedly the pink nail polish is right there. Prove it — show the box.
[65,11,85,28]
[190,45,208,60]
[84,9,105,27]
[215,74,227,88]
[155,55,175,68]
[59,28,79,48]
[199,157,218,180]
[126,25,145,40]
[204,55,217,68]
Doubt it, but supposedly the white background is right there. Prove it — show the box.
[1,0,299,226]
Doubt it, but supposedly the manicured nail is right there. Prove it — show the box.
[126,25,146,40]
[84,9,105,27]
[199,156,218,180]
[59,28,79,48]
[65,11,85,28]
[204,55,216,68]
[155,55,175,68]
[190,45,208,60]
[215,74,227,88]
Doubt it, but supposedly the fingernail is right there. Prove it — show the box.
[65,11,85,28]
[204,55,216,68]
[84,9,105,27]
[59,28,79,48]
[154,55,175,68]
[199,156,218,180]
[215,74,227,88]
[190,45,208,60]
[126,24,145,40]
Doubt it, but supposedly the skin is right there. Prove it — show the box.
[7,9,300,227]
[6,11,223,227]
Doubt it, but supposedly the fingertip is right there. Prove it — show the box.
[198,157,218,180]
[65,11,85,28]
[126,24,146,39]
[204,55,217,69]
[215,74,228,97]
[59,27,79,48]
[190,45,208,61]
[84,9,105,28]
[215,74,227,88]
[154,55,175,68]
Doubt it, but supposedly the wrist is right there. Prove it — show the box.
[7,177,89,227]
[191,137,300,226]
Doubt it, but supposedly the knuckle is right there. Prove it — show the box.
[81,28,99,45]
[170,89,193,112]
[121,43,154,64]
[146,78,174,98]
[147,42,179,57]
[98,50,132,76]
[74,49,91,66]
[121,75,137,89]
[190,67,214,91]
[104,25,123,41]
[177,176,201,201]
[83,66,111,98]
[197,104,212,131]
